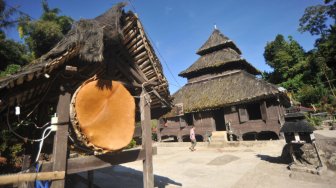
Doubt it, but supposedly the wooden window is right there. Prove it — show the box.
[246,103,262,120]
[185,113,193,126]
[239,107,248,123]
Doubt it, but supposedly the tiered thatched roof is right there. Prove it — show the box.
[173,70,287,113]
[179,29,260,78]
[0,3,172,119]
[196,29,241,55]
[179,48,259,77]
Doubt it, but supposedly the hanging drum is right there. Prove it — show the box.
[70,79,135,152]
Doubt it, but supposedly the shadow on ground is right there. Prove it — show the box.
[67,165,182,188]
[256,154,289,164]
[256,144,292,164]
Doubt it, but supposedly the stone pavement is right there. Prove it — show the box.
[71,139,336,188]
[314,129,336,138]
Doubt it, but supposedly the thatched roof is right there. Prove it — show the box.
[0,3,172,118]
[179,29,261,78]
[196,29,241,55]
[280,120,315,133]
[179,48,260,77]
[173,70,287,113]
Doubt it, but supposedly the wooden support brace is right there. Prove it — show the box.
[40,147,157,174]
[140,90,154,188]
[51,85,71,188]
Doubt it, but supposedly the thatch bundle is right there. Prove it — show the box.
[35,20,104,64]
[34,2,127,65]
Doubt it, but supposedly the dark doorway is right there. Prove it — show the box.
[246,103,262,120]
[185,113,193,126]
[213,109,226,131]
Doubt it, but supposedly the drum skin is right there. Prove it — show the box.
[70,79,135,152]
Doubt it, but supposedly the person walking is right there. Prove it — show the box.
[189,126,196,151]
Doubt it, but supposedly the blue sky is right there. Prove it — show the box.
[5,0,323,93]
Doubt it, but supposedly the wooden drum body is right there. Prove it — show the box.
[70,79,135,152]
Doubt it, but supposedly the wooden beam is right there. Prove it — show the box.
[125,35,142,49]
[129,43,145,57]
[123,19,136,33]
[51,86,71,188]
[0,171,65,185]
[139,60,151,69]
[114,59,145,85]
[135,55,149,65]
[140,90,154,188]
[40,148,157,174]
[124,29,138,44]
[134,51,147,62]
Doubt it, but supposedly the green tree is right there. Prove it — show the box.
[0,0,31,73]
[315,25,336,74]
[263,35,307,90]
[299,0,336,36]
[0,0,17,30]
[296,84,328,105]
[18,0,73,57]
[264,0,336,107]
[0,36,31,71]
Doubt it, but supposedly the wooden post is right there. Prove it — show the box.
[140,90,154,188]
[156,119,162,142]
[289,143,297,163]
[51,85,71,188]
[18,155,32,188]
[87,171,94,188]
[178,117,182,142]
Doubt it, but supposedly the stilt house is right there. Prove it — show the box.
[158,29,290,141]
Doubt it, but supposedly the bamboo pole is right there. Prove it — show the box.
[0,171,65,185]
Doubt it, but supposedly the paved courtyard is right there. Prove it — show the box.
[72,131,336,188]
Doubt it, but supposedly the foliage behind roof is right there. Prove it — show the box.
[173,70,287,113]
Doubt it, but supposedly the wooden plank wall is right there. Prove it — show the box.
[159,111,214,142]
[159,99,285,141]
